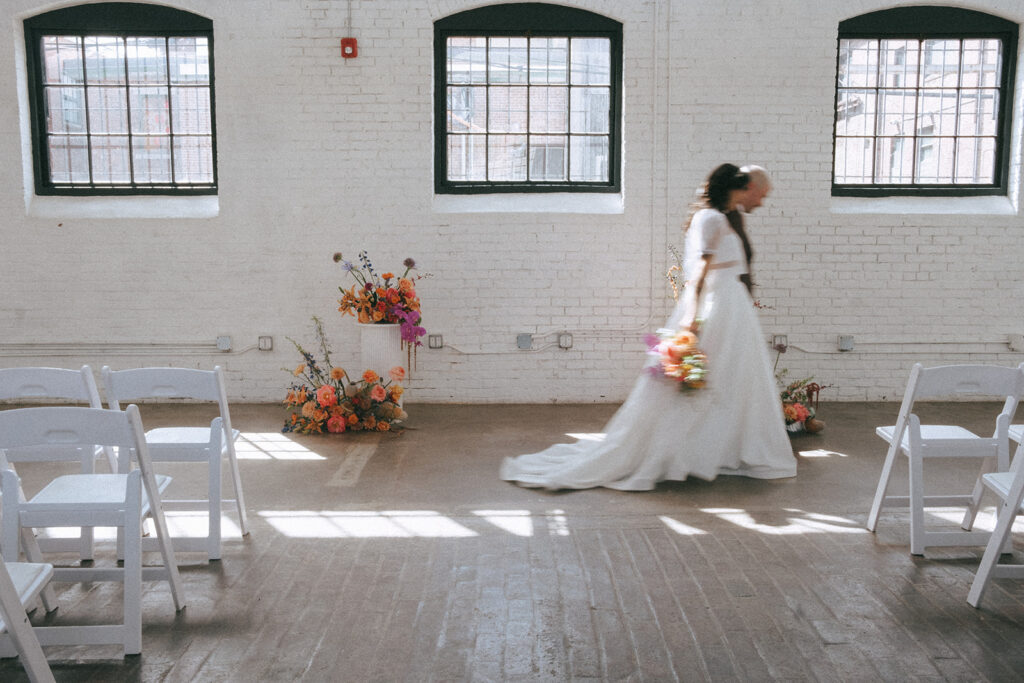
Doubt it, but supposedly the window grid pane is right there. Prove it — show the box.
[445,35,612,186]
[834,34,1005,188]
[38,33,213,190]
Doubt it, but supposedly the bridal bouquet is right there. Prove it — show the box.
[646,328,708,390]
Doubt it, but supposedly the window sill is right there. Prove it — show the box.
[830,195,1016,216]
[433,192,624,214]
[27,194,219,219]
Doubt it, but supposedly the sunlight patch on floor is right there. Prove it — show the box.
[258,510,478,538]
[659,515,708,536]
[799,449,848,458]
[236,432,327,460]
[473,510,533,536]
[703,507,868,535]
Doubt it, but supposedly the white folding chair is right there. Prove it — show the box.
[0,555,55,683]
[866,363,1024,555]
[102,366,248,561]
[0,406,185,656]
[0,366,117,560]
[966,424,1024,607]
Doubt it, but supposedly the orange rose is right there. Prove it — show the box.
[330,367,346,381]
[398,278,413,292]
[316,385,337,408]
[347,413,359,425]
[376,422,390,432]
[389,385,404,400]
[388,366,406,382]
[362,369,379,383]
[301,401,317,418]
[381,272,394,280]
[364,416,377,430]
[358,310,371,324]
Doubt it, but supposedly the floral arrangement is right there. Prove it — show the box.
[772,342,828,432]
[779,374,820,426]
[645,327,708,390]
[282,317,407,435]
[334,251,426,347]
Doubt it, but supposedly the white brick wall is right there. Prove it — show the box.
[1,0,1022,405]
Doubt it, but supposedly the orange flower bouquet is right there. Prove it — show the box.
[334,251,426,347]
[646,327,708,390]
[282,317,406,435]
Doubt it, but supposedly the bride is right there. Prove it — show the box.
[500,163,796,490]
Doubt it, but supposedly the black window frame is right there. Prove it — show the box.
[832,6,1017,198]
[24,3,217,197]
[434,3,623,195]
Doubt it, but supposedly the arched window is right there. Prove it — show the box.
[24,3,216,195]
[434,3,622,194]
[832,6,1017,196]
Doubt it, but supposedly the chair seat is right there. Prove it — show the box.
[30,473,172,510]
[145,427,239,461]
[1010,424,1023,443]
[4,562,53,608]
[981,472,1024,511]
[876,424,979,449]
[146,426,239,445]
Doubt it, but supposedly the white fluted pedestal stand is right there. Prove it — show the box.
[356,322,406,407]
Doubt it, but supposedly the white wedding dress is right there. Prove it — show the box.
[500,208,796,490]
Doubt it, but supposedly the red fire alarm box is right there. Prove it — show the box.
[341,37,358,58]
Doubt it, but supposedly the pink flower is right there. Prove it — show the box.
[370,385,387,402]
[388,366,406,382]
[316,385,338,408]
[327,415,347,433]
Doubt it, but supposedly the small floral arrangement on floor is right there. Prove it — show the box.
[645,327,708,390]
[334,251,426,347]
[772,341,828,431]
[282,317,407,435]
[775,365,827,433]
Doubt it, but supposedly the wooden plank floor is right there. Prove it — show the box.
[1,400,1023,681]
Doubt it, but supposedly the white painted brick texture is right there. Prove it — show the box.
[0,0,1022,405]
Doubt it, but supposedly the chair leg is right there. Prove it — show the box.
[968,495,1020,607]
[18,530,57,614]
[961,455,995,532]
[144,498,185,613]
[909,453,926,555]
[124,505,142,656]
[225,441,248,536]
[867,441,900,532]
[78,527,95,563]
[0,562,55,683]
[208,450,222,561]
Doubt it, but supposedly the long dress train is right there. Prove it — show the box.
[500,211,796,491]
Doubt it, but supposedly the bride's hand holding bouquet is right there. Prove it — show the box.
[646,326,708,391]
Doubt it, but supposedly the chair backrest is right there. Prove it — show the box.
[102,367,224,406]
[0,405,164,499]
[102,366,234,445]
[892,363,1024,432]
[0,367,112,467]
[893,364,1024,459]
[911,364,1024,402]
[0,366,102,406]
